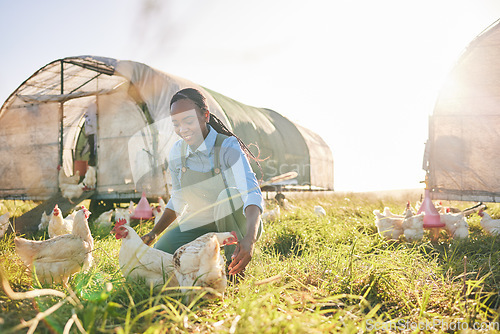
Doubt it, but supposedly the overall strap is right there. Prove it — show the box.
[180,140,188,172]
[213,133,228,175]
[214,133,237,214]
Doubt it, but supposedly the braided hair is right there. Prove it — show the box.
[170,88,262,173]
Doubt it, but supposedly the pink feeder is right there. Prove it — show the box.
[418,188,444,228]
[131,192,153,219]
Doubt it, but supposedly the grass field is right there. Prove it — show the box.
[0,191,500,333]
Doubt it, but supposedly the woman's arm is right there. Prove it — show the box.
[220,137,263,274]
[228,204,261,275]
[141,208,177,245]
[221,137,264,214]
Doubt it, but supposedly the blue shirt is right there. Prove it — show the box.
[166,125,264,217]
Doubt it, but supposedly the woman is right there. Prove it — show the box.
[141,88,263,275]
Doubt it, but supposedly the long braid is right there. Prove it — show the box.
[209,113,259,162]
[170,88,263,179]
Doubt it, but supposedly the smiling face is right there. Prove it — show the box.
[170,98,209,148]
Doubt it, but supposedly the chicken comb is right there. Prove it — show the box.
[115,218,127,227]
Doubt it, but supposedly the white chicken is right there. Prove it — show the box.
[158,197,166,211]
[441,212,469,239]
[384,202,416,218]
[153,197,166,225]
[112,219,178,288]
[382,207,404,218]
[173,231,238,299]
[38,211,53,231]
[402,212,425,242]
[14,207,93,285]
[314,205,326,217]
[373,209,404,240]
[414,200,422,213]
[453,219,469,239]
[60,182,86,204]
[414,200,449,214]
[82,166,96,190]
[478,209,500,236]
[115,206,133,226]
[94,209,114,229]
[153,206,164,225]
[262,206,280,222]
[48,205,75,238]
[0,212,10,238]
[434,201,445,214]
[58,165,80,185]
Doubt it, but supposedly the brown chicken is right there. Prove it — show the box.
[173,231,238,299]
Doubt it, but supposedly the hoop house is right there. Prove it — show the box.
[0,56,334,203]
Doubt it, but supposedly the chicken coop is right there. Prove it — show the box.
[0,56,334,230]
[423,18,500,202]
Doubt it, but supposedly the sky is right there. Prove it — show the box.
[1,0,500,192]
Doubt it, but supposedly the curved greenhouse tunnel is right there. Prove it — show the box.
[1,56,333,233]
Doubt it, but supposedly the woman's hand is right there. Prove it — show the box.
[228,204,261,275]
[141,231,157,246]
[228,236,255,275]
[141,208,177,246]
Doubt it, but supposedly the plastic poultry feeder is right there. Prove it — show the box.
[131,192,153,220]
[417,187,444,241]
[417,188,444,228]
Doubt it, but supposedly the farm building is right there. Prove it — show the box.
[423,19,500,202]
[0,56,334,228]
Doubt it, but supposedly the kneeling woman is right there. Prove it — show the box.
[142,88,263,275]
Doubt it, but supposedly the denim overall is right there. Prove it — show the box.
[154,134,262,259]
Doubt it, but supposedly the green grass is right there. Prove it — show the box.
[1,192,500,333]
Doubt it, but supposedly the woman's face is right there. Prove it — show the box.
[170,98,209,148]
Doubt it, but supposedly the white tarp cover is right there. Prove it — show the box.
[0,56,334,200]
[425,19,500,202]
